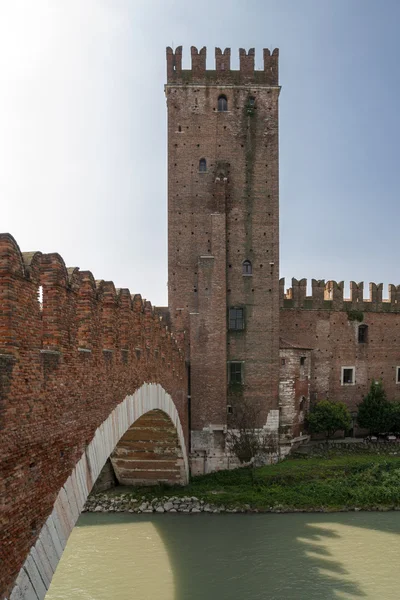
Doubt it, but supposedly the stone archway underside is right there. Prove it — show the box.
[8,383,188,600]
[111,409,186,486]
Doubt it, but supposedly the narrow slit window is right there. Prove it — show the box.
[218,95,228,112]
[38,285,43,311]
[300,356,306,366]
[242,260,252,275]
[199,158,207,172]
[396,367,400,384]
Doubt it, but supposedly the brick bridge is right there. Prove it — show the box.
[0,234,188,600]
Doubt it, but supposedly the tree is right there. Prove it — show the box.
[226,399,279,466]
[307,400,351,439]
[357,380,393,435]
[389,402,400,433]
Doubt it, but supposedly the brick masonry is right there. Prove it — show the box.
[166,47,281,470]
[280,278,400,413]
[0,233,187,599]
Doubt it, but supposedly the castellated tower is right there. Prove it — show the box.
[165,46,280,472]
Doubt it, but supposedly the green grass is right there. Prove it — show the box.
[102,454,400,511]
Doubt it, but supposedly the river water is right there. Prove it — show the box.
[45,511,400,600]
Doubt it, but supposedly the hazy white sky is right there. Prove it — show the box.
[1,0,400,305]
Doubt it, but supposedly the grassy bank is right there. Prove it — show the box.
[100,454,400,512]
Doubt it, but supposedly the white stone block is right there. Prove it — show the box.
[24,554,47,598]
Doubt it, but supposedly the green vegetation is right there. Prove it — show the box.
[107,453,400,512]
[307,400,351,438]
[347,309,364,322]
[357,380,397,434]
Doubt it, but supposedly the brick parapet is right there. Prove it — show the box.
[166,46,279,86]
[0,233,187,599]
[281,277,400,312]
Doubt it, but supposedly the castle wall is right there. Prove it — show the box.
[280,279,400,412]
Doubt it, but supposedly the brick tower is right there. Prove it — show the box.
[165,46,281,472]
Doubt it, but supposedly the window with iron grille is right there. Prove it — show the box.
[229,361,243,384]
[229,307,244,330]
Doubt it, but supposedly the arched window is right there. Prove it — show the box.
[199,158,207,172]
[358,324,368,343]
[218,95,228,112]
[242,260,252,275]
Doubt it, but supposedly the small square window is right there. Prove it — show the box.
[396,367,400,384]
[342,367,355,385]
[229,362,243,384]
[229,307,244,331]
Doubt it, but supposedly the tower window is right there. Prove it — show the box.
[218,95,228,112]
[199,158,207,172]
[300,356,306,366]
[242,260,252,275]
[229,307,244,331]
[396,367,400,384]
[248,96,256,107]
[229,362,243,385]
[358,324,368,343]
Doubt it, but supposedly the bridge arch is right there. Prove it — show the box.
[8,383,188,600]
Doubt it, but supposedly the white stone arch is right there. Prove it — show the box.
[8,383,188,600]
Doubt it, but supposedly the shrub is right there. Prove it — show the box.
[357,380,393,434]
[307,400,351,439]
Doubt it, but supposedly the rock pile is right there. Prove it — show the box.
[83,493,245,514]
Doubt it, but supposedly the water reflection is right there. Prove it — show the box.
[46,512,400,600]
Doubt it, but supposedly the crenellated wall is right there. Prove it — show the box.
[280,278,400,312]
[0,233,187,599]
[280,277,400,417]
[166,46,279,86]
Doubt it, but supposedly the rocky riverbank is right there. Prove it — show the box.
[84,493,247,514]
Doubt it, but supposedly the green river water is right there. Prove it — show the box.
[45,511,400,600]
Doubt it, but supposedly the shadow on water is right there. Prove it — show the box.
[77,510,400,600]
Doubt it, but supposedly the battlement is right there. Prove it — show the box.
[0,233,184,362]
[280,278,400,313]
[166,46,279,86]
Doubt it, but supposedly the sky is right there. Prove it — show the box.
[1,0,400,305]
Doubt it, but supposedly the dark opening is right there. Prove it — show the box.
[343,368,354,384]
[300,356,306,366]
[218,95,228,112]
[358,324,368,343]
[199,158,207,172]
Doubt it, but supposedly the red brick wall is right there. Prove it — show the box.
[166,46,281,432]
[0,233,187,599]
[280,279,400,411]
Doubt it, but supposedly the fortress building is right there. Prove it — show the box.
[165,46,400,473]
